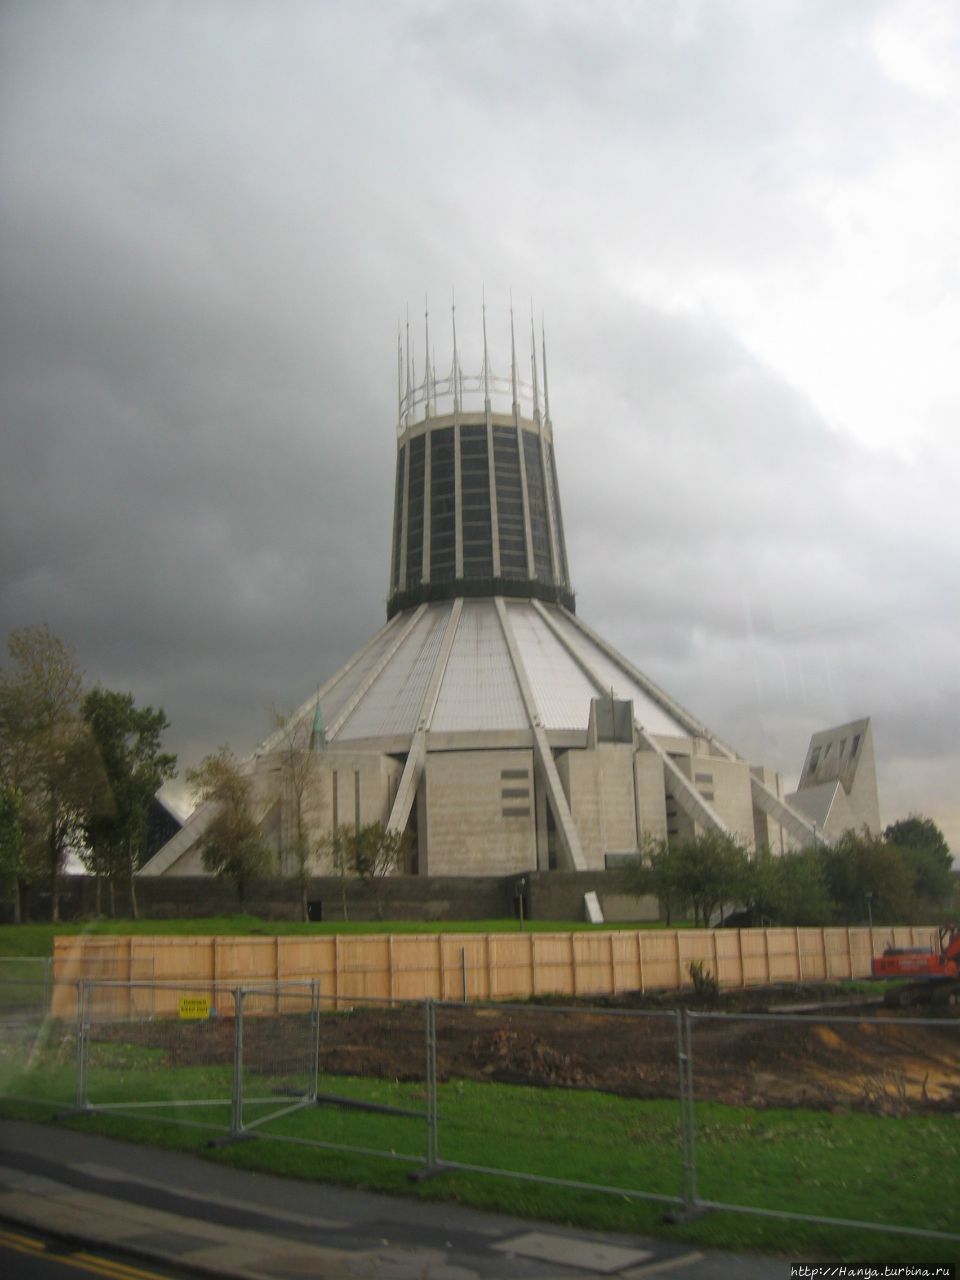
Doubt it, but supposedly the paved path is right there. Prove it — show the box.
[0,1119,789,1280]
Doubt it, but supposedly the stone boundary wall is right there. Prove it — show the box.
[50,923,937,1019]
[22,871,656,924]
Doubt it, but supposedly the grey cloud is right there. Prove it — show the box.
[1,0,956,849]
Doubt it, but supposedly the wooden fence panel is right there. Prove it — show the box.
[676,931,714,987]
[637,932,681,990]
[714,931,743,987]
[216,938,276,983]
[823,928,853,979]
[149,938,214,983]
[336,936,391,1003]
[610,933,640,993]
[767,928,801,983]
[739,929,770,985]
[386,935,438,1002]
[444,936,490,1002]
[528,934,574,996]
[48,923,940,1018]
[571,933,616,997]
[488,935,535,999]
[848,929,875,977]
[51,939,132,1017]
[798,928,826,981]
[276,937,333,984]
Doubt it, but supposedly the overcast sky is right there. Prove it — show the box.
[2,0,957,852]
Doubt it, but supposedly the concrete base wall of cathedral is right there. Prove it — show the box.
[20,870,660,925]
[422,749,537,875]
[144,734,805,882]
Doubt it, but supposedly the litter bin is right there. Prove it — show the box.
[307,899,323,922]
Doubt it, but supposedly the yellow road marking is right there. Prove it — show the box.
[0,1226,176,1280]
[71,1252,177,1280]
[0,1225,46,1252]
[625,1251,704,1278]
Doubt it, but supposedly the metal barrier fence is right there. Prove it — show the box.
[0,957,52,1022]
[1,976,957,1244]
[429,1002,687,1210]
[682,1010,960,1242]
[74,980,321,1138]
[0,958,58,1104]
[307,994,431,1170]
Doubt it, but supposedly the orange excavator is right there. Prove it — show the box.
[872,923,960,1007]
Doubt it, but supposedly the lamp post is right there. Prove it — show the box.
[516,877,527,930]
[865,891,874,929]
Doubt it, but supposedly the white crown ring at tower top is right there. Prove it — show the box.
[388,298,573,619]
[398,297,551,427]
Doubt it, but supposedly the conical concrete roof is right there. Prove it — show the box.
[264,598,701,752]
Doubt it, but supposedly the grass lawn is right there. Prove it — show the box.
[0,917,950,1261]
[0,915,687,958]
[1,1018,956,1265]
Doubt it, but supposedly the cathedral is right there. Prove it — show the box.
[142,304,878,883]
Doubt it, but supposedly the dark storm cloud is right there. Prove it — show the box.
[556,299,958,832]
[1,1,956,845]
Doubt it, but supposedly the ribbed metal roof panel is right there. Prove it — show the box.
[318,613,411,732]
[544,610,689,737]
[431,601,528,732]
[506,602,598,731]
[321,598,693,746]
[335,605,452,740]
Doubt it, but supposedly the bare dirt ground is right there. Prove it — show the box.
[110,984,960,1114]
[309,986,960,1114]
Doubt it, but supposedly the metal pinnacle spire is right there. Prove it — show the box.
[397,323,403,427]
[405,306,412,425]
[451,289,460,413]
[423,297,432,418]
[510,295,519,410]
[482,289,491,409]
[530,304,540,421]
[541,314,551,422]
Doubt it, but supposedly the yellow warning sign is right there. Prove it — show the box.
[178,996,210,1020]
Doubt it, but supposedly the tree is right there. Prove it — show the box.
[672,830,750,927]
[0,784,27,923]
[766,846,833,926]
[884,815,955,920]
[82,689,176,919]
[271,710,319,923]
[742,850,782,926]
[626,834,686,925]
[884,815,951,859]
[187,748,268,908]
[319,822,407,920]
[627,830,751,927]
[351,822,407,919]
[738,845,834,928]
[320,825,353,921]
[0,625,103,920]
[822,829,913,924]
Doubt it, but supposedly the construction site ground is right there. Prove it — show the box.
[305,983,960,1114]
[130,982,960,1116]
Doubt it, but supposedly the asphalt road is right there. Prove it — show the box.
[0,1118,793,1280]
[0,1222,193,1280]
